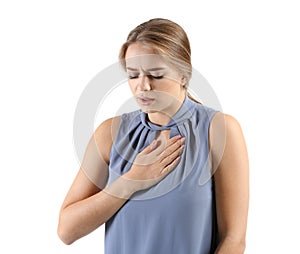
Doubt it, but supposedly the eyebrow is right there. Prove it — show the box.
[126,67,166,71]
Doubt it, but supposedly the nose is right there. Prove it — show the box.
[137,74,151,91]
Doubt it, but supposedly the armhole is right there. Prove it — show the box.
[208,111,227,178]
[208,111,223,252]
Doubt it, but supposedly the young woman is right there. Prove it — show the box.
[58,18,249,254]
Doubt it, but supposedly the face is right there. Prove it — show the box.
[125,42,186,115]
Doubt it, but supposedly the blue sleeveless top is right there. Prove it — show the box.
[105,96,219,254]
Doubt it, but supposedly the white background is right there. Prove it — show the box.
[1,0,299,253]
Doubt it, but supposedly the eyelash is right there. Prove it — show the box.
[152,75,164,80]
[128,75,164,80]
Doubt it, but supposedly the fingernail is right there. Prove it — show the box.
[180,145,184,154]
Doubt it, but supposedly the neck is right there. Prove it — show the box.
[147,92,186,126]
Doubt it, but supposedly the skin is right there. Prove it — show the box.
[125,43,186,126]
[57,42,249,254]
[57,43,185,245]
[210,113,249,253]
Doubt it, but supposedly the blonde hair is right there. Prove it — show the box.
[119,18,200,103]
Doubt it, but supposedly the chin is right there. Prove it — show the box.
[137,98,175,115]
[139,106,158,114]
[140,104,171,115]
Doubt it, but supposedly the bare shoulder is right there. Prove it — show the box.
[94,116,120,135]
[210,112,242,129]
[223,113,243,131]
[93,116,121,164]
[221,113,246,143]
[210,112,245,140]
[209,112,247,172]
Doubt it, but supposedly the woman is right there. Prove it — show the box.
[58,18,249,254]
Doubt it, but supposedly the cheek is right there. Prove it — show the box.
[156,81,181,94]
[128,80,137,93]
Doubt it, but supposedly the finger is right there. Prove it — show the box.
[139,135,183,165]
[160,137,185,160]
[160,156,181,175]
[161,144,184,167]
[167,135,183,146]
[140,139,158,155]
[152,135,183,157]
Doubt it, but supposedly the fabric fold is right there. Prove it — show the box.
[107,95,218,200]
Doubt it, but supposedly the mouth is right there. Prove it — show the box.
[136,96,155,106]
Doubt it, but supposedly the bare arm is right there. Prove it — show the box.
[210,113,249,254]
[57,117,184,245]
[57,117,120,244]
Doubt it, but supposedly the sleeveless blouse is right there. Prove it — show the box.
[105,96,219,254]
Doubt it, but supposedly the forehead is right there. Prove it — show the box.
[125,43,167,70]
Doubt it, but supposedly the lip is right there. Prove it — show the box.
[137,96,155,106]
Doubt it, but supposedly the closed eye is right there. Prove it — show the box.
[128,72,139,79]
[128,74,163,79]
[128,75,139,79]
[148,72,164,79]
[150,75,164,79]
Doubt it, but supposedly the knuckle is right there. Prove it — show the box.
[176,139,182,146]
